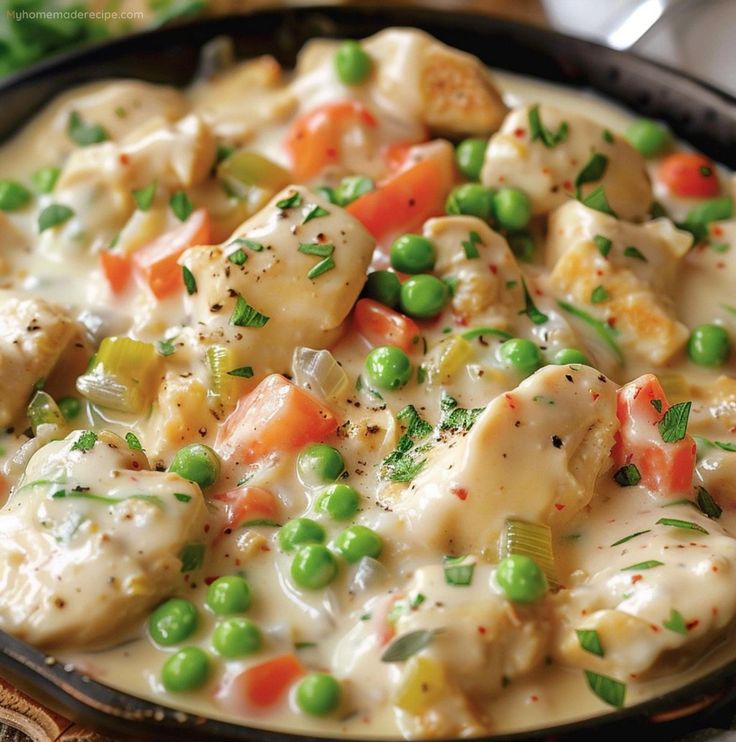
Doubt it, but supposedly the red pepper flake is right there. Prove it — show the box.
[711,225,723,237]
[534,288,544,297]
[686,619,700,631]
[717,261,726,269]
[607,316,617,327]
[451,486,468,501]
[234,559,241,566]
[554,502,565,511]
[596,270,604,276]
[203,523,210,533]
[530,695,539,702]
[563,180,573,191]
[504,393,517,410]
[498,175,506,183]
[712,565,719,572]
[712,607,719,616]
[631,574,643,584]
[489,264,498,274]
[325,147,337,158]
[453,314,469,327]
[477,625,487,635]
[649,623,661,632]
[590,391,600,402]
[514,127,526,138]
[119,153,130,165]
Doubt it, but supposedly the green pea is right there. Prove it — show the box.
[336,175,373,206]
[279,518,326,552]
[169,444,220,488]
[364,346,412,390]
[400,274,449,319]
[363,270,401,308]
[205,575,252,614]
[161,647,209,692]
[57,396,81,420]
[445,183,495,221]
[295,672,341,716]
[497,338,543,377]
[624,118,670,158]
[149,598,198,646]
[291,543,338,589]
[493,188,532,231]
[297,444,345,483]
[495,555,546,603]
[334,524,382,563]
[390,234,436,274]
[552,348,591,366]
[685,197,733,229]
[687,324,731,367]
[212,617,262,657]
[455,138,488,181]
[507,232,535,262]
[0,180,32,211]
[317,483,360,521]
[334,40,372,85]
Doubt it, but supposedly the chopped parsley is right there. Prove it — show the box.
[170,190,193,221]
[621,560,664,571]
[182,266,197,295]
[38,203,74,232]
[227,366,254,378]
[462,230,482,259]
[576,628,604,657]
[31,167,60,194]
[590,285,609,304]
[610,529,650,547]
[229,237,264,252]
[298,242,336,277]
[613,464,641,487]
[584,671,625,708]
[156,338,176,357]
[67,111,108,146]
[302,204,330,224]
[227,248,247,265]
[125,432,143,451]
[696,487,722,520]
[132,181,156,211]
[575,153,608,197]
[656,517,708,535]
[581,186,617,217]
[381,629,438,663]
[602,128,614,144]
[174,493,192,503]
[658,401,691,443]
[518,278,549,325]
[179,543,205,573]
[379,406,432,482]
[439,395,484,432]
[528,104,569,148]
[230,294,270,328]
[71,430,97,452]
[593,234,612,257]
[663,609,687,635]
[276,192,302,209]
[623,245,647,261]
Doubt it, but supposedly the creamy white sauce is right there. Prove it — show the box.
[0,27,734,740]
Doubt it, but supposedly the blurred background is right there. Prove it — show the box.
[1,0,734,94]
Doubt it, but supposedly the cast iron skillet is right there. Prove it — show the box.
[1,5,736,741]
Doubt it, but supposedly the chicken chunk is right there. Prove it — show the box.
[386,364,618,554]
[481,105,652,220]
[0,431,205,648]
[191,55,296,145]
[334,564,551,738]
[0,292,77,428]
[554,505,736,680]
[423,216,523,323]
[294,29,507,142]
[547,201,692,365]
[179,185,374,377]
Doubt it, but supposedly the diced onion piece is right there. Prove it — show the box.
[206,344,235,410]
[349,556,388,593]
[27,391,65,434]
[76,336,160,413]
[217,150,290,212]
[291,347,349,403]
[500,519,558,588]
[394,656,447,715]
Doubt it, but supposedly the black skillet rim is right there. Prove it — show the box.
[1,4,736,741]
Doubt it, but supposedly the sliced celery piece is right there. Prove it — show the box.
[500,518,558,588]
[217,150,290,211]
[206,344,235,409]
[76,337,159,413]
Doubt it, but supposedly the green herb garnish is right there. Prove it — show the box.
[576,629,604,657]
[132,181,156,211]
[68,111,107,146]
[71,430,97,452]
[182,266,197,295]
[658,401,691,443]
[170,190,193,221]
[230,294,270,328]
[528,104,569,148]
